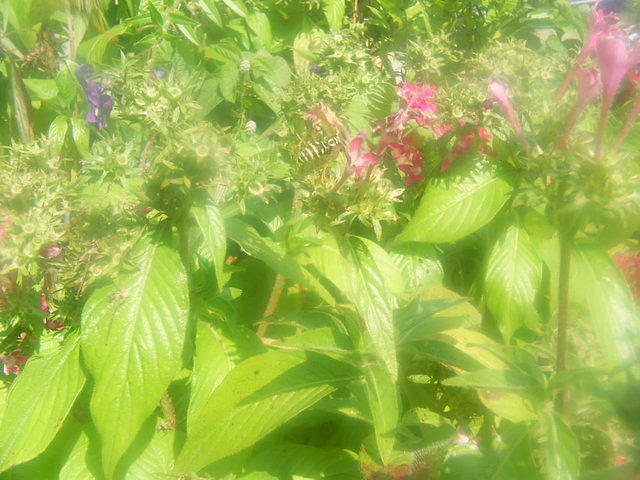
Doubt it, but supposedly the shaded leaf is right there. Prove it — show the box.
[80,238,189,477]
[0,339,85,472]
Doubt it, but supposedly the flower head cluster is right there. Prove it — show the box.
[554,3,640,155]
[398,82,439,121]
[76,64,113,129]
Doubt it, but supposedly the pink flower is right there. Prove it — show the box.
[555,8,619,102]
[1,350,27,375]
[398,82,439,114]
[347,132,379,179]
[595,31,640,156]
[487,79,529,150]
[597,32,640,104]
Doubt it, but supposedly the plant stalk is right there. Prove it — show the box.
[555,233,572,414]
[256,274,285,338]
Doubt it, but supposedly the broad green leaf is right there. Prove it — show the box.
[536,238,638,366]
[357,236,405,295]
[176,350,357,472]
[217,61,240,103]
[48,115,69,149]
[81,239,189,477]
[225,218,335,305]
[415,329,536,422]
[273,327,353,359]
[192,204,227,290]
[0,339,85,472]
[364,364,399,465]
[247,442,361,479]
[543,412,579,480]
[442,369,540,394]
[490,422,538,480]
[302,234,397,379]
[196,0,222,26]
[58,430,96,480]
[570,247,638,367]
[59,417,174,480]
[396,161,511,244]
[23,78,58,101]
[484,226,542,341]
[187,320,238,430]
[70,117,90,155]
[391,243,443,290]
[322,0,345,31]
[77,24,127,64]
[246,11,272,48]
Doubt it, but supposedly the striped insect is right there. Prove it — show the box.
[295,135,342,167]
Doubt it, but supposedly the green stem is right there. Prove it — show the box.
[555,233,572,414]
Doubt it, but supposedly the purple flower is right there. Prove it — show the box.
[76,64,113,129]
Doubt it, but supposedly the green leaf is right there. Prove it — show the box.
[77,24,127,64]
[225,218,335,305]
[217,61,240,103]
[247,442,361,479]
[302,234,397,380]
[0,339,85,472]
[484,226,542,341]
[221,0,248,17]
[543,412,579,480]
[364,364,399,465]
[70,117,90,156]
[176,350,357,472]
[442,369,540,394]
[196,0,222,26]
[187,320,238,431]
[80,238,189,477]
[48,115,69,149]
[23,78,59,101]
[322,0,345,31]
[367,83,398,120]
[192,204,227,290]
[246,11,272,48]
[58,430,96,480]
[570,247,638,367]
[391,244,443,290]
[396,161,511,244]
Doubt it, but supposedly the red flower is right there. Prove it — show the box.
[390,137,424,186]
[1,350,27,375]
[347,132,379,179]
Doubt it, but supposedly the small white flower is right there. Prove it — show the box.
[239,59,251,73]
[245,120,257,134]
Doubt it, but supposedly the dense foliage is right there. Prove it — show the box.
[1,0,640,478]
